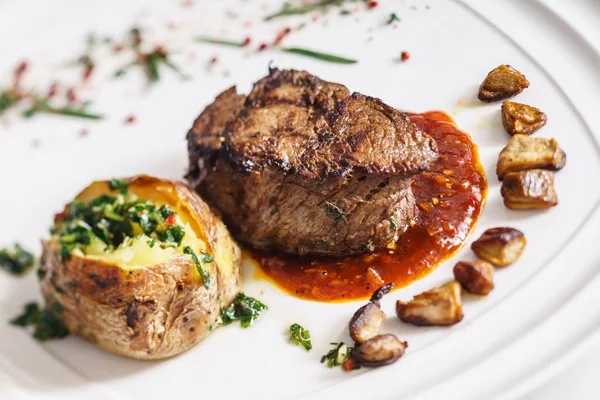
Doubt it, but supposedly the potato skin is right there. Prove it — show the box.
[39,176,242,360]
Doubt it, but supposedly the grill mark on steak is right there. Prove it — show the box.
[187,69,438,257]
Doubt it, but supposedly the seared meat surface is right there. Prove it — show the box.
[187,69,438,256]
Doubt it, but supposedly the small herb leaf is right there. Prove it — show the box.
[0,244,35,276]
[289,323,312,351]
[184,246,210,288]
[220,293,267,328]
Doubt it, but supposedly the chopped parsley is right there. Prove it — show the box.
[289,323,312,351]
[52,180,188,260]
[0,243,35,276]
[321,342,356,368]
[183,246,211,288]
[11,301,69,341]
[108,178,129,195]
[220,293,268,328]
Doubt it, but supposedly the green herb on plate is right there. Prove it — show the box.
[0,243,35,276]
[282,47,358,64]
[289,323,312,351]
[220,293,268,328]
[11,301,70,341]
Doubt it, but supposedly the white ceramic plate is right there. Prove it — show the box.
[1,1,599,399]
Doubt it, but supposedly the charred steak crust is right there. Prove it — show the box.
[187,69,439,257]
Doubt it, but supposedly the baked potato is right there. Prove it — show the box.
[39,175,242,360]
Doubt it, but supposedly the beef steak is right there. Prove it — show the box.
[187,69,438,256]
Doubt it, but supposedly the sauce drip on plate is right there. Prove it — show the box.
[250,111,486,302]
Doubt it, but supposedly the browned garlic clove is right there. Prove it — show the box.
[497,135,566,180]
[453,260,495,295]
[352,334,407,367]
[471,227,526,267]
[348,283,393,344]
[478,65,530,102]
[501,101,547,136]
[349,303,386,344]
[501,169,558,210]
[396,281,463,326]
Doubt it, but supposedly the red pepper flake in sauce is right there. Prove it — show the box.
[125,114,136,124]
[367,1,379,9]
[401,51,410,62]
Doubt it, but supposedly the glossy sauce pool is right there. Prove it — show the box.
[250,111,486,302]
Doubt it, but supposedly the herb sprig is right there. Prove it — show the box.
[265,0,351,21]
[289,323,312,351]
[0,62,103,121]
[0,244,35,276]
[115,28,189,83]
[220,293,268,328]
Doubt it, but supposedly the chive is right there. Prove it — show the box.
[145,54,161,82]
[264,0,345,21]
[282,47,358,64]
[183,246,210,288]
[163,60,191,80]
[51,108,103,119]
[196,37,246,47]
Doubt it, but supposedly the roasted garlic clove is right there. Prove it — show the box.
[471,227,526,267]
[396,281,464,326]
[349,303,386,344]
[497,135,566,180]
[453,260,495,295]
[352,334,407,367]
[349,283,393,344]
[501,101,547,136]
[369,282,394,306]
[501,169,558,210]
[478,65,530,102]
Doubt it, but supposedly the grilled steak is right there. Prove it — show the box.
[187,69,438,256]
